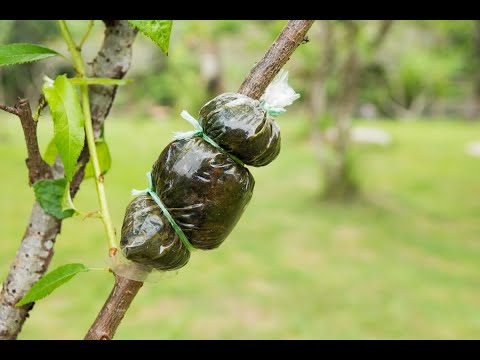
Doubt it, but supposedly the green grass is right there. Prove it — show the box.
[1,111,480,339]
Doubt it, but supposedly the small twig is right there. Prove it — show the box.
[70,139,90,196]
[85,19,316,341]
[78,20,95,51]
[58,20,118,254]
[14,98,53,184]
[0,103,18,116]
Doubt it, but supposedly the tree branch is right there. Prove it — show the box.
[1,98,53,185]
[0,20,137,340]
[238,20,315,99]
[16,98,53,185]
[85,19,316,341]
[0,103,18,115]
[84,275,143,340]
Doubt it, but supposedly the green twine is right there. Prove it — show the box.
[173,111,245,167]
[132,172,196,252]
[260,99,286,117]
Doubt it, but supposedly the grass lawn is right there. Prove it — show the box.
[1,110,480,339]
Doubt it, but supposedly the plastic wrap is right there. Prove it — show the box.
[151,137,255,250]
[199,93,281,167]
[260,69,300,111]
[120,194,190,271]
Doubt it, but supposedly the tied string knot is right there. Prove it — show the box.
[132,172,196,252]
[260,100,286,117]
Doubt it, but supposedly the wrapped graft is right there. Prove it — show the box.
[119,71,299,273]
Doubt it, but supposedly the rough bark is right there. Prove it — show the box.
[88,20,138,138]
[16,98,53,185]
[0,20,137,340]
[238,20,315,100]
[85,19,316,341]
[84,275,143,340]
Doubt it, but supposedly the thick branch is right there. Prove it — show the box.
[85,19,316,341]
[89,20,138,137]
[238,20,315,99]
[84,275,143,340]
[0,20,137,340]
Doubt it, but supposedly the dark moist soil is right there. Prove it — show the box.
[120,194,190,271]
[199,93,281,167]
[152,137,255,250]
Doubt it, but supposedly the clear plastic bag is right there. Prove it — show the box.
[199,93,281,167]
[151,137,255,250]
[120,194,190,271]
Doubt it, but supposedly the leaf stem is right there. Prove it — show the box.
[57,20,118,255]
[78,20,95,50]
[88,267,111,272]
[57,53,76,69]
[57,21,85,75]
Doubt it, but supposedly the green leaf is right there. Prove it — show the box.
[128,20,172,55]
[0,43,60,66]
[69,78,132,86]
[43,74,85,182]
[84,139,112,179]
[33,178,76,219]
[43,137,58,166]
[16,264,88,307]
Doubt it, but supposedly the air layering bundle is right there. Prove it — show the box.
[119,70,300,272]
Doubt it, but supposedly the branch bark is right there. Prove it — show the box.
[238,20,315,99]
[84,275,143,340]
[85,19,315,341]
[16,98,53,185]
[0,20,137,340]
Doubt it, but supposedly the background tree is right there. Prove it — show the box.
[306,20,393,200]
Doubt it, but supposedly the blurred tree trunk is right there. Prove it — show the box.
[309,21,334,169]
[468,20,480,120]
[311,20,393,200]
[308,21,334,130]
[322,21,360,200]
